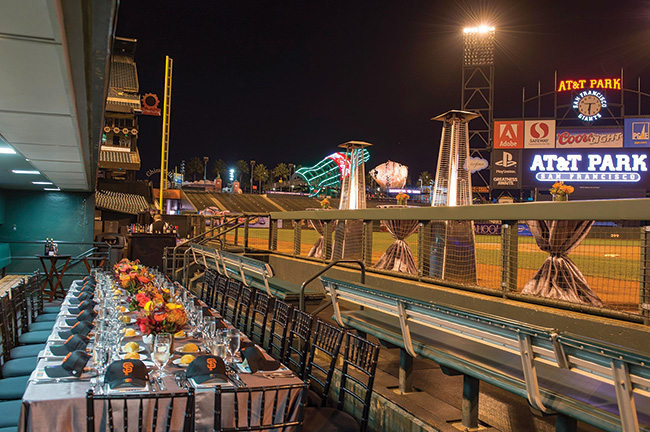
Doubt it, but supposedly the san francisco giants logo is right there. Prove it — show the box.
[123,362,134,376]
[206,358,217,371]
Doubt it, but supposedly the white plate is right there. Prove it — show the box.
[172,358,195,367]
[120,344,146,353]
[119,317,137,325]
[122,330,141,338]
[119,353,148,360]
[188,377,233,389]
[174,344,203,355]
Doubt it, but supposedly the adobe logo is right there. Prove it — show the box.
[494,121,524,148]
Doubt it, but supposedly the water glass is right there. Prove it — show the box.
[210,331,227,358]
[226,328,241,363]
[152,333,172,377]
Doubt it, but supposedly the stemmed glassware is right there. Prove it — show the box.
[152,333,172,377]
[226,328,241,364]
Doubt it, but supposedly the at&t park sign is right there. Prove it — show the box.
[523,148,650,187]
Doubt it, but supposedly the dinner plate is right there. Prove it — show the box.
[119,317,137,325]
[122,329,141,338]
[120,344,146,353]
[172,358,195,367]
[174,344,204,355]
[119,353,148,360]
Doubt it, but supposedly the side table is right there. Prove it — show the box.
[36,254,72,301]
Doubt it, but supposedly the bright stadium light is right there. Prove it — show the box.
[463,25,495,66]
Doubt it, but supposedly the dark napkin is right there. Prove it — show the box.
[241,346,281,373]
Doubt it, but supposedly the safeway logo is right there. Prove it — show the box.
[495,152,517,168]
[529,122,549,139]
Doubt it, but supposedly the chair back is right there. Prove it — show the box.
[248,291,270,346]
[283,309,314,379]
[267,299,292,361]
[337,333,379,432]
[235,286,253,334]
[306,319,345,406]
[25,271,43,322]
[0,295,13,364]
[223,279,242,324]
[201,269,218,304]
[86,388,195,432]
[213,275,229,315]
[214,383,308,431]
[10,283,30,336]
[1,292,18,349]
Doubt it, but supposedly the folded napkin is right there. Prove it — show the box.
[241,346,281,373]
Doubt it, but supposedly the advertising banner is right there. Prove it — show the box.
[491,149,521,189]
[522,148,650,188]
[524,120,555,148]
[624,118,650,148]
[555,128,623,148]
[494,121,524,149]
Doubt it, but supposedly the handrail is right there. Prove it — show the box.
[299,259,365,312]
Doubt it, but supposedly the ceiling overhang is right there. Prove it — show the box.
[0,0,118,192]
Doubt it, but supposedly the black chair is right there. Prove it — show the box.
[222,279,241,324]
[27,271,59,323]
[248,291,270,346]
[201,269,218,304]
[9,285,50,346]
[0,299,31,402]
[0,294,38,377]
[283,309,314,379]
[305,320,345,407]
[266,299,292,361]
[234,286,253,334]
[86,388,195,432]
[213,383,308,431]
[213,275,229,314]
[303,333,379,432]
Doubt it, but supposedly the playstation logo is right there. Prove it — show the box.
[495,151,517,168]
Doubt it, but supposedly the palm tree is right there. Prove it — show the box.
[186,157,203,181]
[272,163,290,185]
[418,171,433,187]
[253,164,269,192]
[235,160,250,185]
[212,159,226,179]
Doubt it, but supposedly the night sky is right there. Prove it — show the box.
[115,0,650,184]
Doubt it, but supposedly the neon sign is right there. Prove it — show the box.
[572,91,607,122]
[557,78,621,92]
[529,152,647,183]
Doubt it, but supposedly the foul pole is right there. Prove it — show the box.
[159,55,173,214]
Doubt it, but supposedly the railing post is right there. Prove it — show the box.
[418,221,432,278]
[501,220,518,295]
[293,219,302,256]
[641,225,650,324]
[243,217,249,250]
[268,219,278,251]
[362,220,373,267]
[323,221,332,262]
[234,224,239,246]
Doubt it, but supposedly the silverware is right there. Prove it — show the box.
[226,366,245,387]
[156,376,166,391]
[149,375,158,391]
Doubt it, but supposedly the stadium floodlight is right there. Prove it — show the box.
[463,25,495,66]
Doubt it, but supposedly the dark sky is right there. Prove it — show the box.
[115,0,650,183]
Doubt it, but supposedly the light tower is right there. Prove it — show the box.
[332,140,372,260]
[462,25,495,198]
[430,111,478,284]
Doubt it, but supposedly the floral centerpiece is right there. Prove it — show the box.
[396,193,410,206]
[136,294,187,336]
[549,182,574,201]
[320,197,331,209]
[114,259,153,295]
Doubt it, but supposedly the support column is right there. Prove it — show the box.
[398,348,414,393]
[462,375,480,430]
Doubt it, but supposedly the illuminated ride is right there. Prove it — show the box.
[294,149,370,197]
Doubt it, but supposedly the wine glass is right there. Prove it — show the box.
[226,328,241,364]
[152,333,172,377]
[210,330,227,358]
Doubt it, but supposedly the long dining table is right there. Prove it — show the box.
[18,279,303,432]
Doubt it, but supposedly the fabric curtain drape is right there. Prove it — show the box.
[523,220,603,306]
[374,219,419,274]
[307,220,336,259]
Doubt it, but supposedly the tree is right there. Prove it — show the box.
[272,163,290,183]
[186,157,203,181]
[253,164,269,192]
[235,160,250,185]
[418,171,433,187]
[212,159,226,179]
